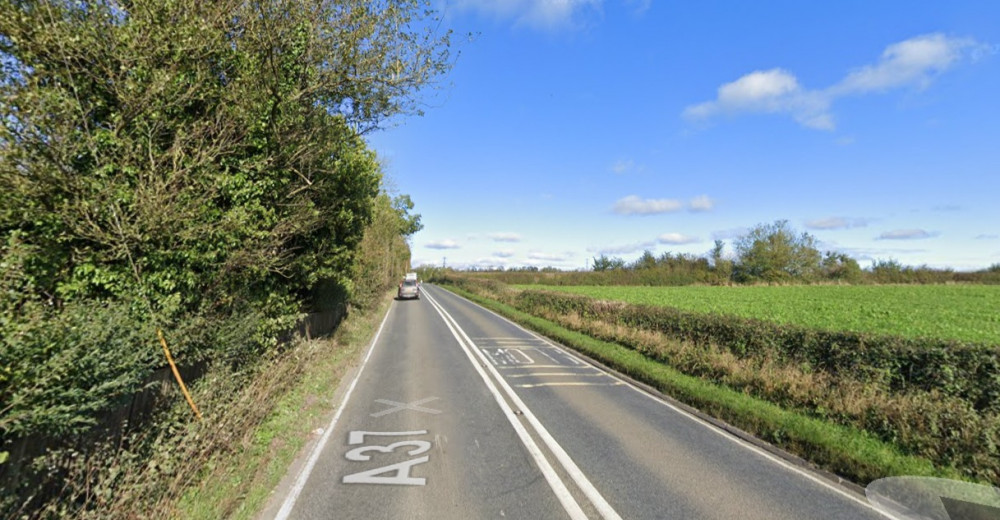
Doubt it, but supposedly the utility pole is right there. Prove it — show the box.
[443,257,447,269]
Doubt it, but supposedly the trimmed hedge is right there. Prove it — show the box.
[509,289,1000,413]
[432,274,1000,481]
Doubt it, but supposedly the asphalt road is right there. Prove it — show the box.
[263,284,892,520]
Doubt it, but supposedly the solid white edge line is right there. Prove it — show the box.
[430,285,904,520]
[422,289,588,520]
[424,288,623,520]
[273,302,395,520]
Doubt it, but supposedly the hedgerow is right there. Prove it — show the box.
[434,274,1000,482]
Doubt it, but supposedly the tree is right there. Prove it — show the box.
[709,239,733,283]
[632,250,657,270]
[733,220,821,282]
[821,252,862,282]
[592,254,625,271]
[1,0,449,440]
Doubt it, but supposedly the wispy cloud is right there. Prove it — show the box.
[624,0,651,16]
[975,234,999,240]
[489,232,523,242]
[527,251,571,262]
[588,241,656,256]
[613,194,716,215]
[805,216,873,230]
[836,246,927,262]
[684,33,993,130]
[611,159,636,174]
[658,233,700,245]
[425,239,461,250]
[451,0,602,29]
[712,227,748,241]
[613,195,683,215]
[494,249,516,258]
[877,229,938,240]
[688,195,715,212]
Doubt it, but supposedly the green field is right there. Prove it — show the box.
[516,284,1000,345]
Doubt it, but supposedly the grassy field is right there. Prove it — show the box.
[516,284,1000,344]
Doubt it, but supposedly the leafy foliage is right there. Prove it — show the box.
[732,220,822,282]
[1,0,444,514]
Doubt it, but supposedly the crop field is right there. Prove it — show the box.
[516,284,1000,345]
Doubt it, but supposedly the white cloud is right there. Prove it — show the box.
[528,251,570,262]
[452,0,601,29]
[805,217,872,230]
[832,34,981,95]
[684,33,991,130]
[975,234,998,240]
[613,195,683,215]
[877,229,937,240]
[425,239,461,250]
[657,233,699,245]
[488,232,523,242]
[836,246,927,262]
[683,68,834,130]
[494,249,516,258]
[689,195,715,212]
[588,241,656,256]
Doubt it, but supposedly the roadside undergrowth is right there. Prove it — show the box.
[19,294,391,520]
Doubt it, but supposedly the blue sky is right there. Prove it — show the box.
[367,1,1000,271]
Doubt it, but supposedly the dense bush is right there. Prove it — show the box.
[1,0,445,515]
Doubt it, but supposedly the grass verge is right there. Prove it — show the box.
[440,284,960,486]
[171,293,392,519]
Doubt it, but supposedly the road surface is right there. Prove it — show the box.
[263,284,891,520]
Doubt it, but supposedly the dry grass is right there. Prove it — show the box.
[542,308,999,483]
[17,296,391,520]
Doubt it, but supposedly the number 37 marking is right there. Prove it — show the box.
[342,431,431,486]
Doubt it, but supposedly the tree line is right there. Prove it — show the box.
[467,220,1000,286]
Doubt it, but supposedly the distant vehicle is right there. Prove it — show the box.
[398,279,420,300]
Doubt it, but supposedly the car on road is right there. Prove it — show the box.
[398,279,420,300]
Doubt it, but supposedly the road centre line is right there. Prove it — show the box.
[274,303,394,520]
[424,288,624,520]
[437,287,902,520]
[421,291,588,520]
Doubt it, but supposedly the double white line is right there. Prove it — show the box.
[423,288,623,520]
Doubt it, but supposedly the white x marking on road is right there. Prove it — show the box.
[371,396,442,417]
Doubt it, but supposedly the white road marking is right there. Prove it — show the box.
[498,364,593,369]
[506,373,606,378]
[421,290,589,520]
[424,288,624,520]
[532,348,559,363]
[516,382,625,389]
[274,304,395,520]
[434,286,903,520]
[370,397,441,417]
